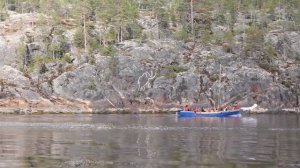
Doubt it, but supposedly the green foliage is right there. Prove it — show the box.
[0,1,4,8]
[96,0,118,24]
[201,30,215,43]
[244,26,265,57]
[262,0,277,13]
[49,43,60,55]
[282,79,293,88]
[157,8,169,30]
[166,65,188,73]
[123,21,142,40]
[222,43,233,53]
[60,53,73,63]
[121,0,138,21]
[274,20,299,31]
[36,15,48,25]
[89,37,100,52]
[16,41,27,70]
[28,54,53,73]
[258,59,279,74]
[222,31,235,53]
[291,8,300,29]
[87,81,97,90]
[264,45,278,58]
[296,90,300,96]
[225,0,238,30]
[295,53,300,64]
[108,56,119,76]
[47,35,70,59]
[16,42,27,58]
[224,31,235,44]
[174,27,189,42]
[246,26,264,43]
[105,29,117,45]
[214,14,226,25]
[165,65,188,78]
[39,63,48,74]
[257,44,280,73]
[6,0,300,66]
[88,55,96,65]
[206,53,216,60]
[0,11,8,21]
[100,45,116,56]
[73,28,85,48]
[165,72,177,78]
[139,33,147,44]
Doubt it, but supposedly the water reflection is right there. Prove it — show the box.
[0,114,299,168]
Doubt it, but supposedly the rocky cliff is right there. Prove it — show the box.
[0,10,299,114]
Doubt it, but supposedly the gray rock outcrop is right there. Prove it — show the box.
[1,9,300,114]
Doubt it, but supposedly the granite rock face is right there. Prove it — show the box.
[1,36,299,113]
[1,11,300,113]
[48,38,300,111]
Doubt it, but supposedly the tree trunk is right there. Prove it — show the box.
[117,26,123,43]
[156,14,160,39]
[120,26,123,42]
[138,0,141,10]
[190,0,194,39]
[0,82,4,92]
[83,14,88,53]
[21,3,24,14]
[103,31,107,47]
[5,0,8,10]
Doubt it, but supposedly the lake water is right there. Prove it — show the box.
[0,114,300,168]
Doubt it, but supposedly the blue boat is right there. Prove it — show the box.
[178,110,240,117]
[178,64,242,118]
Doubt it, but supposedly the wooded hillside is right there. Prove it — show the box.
[0,0,299,113]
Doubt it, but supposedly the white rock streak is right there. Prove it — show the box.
[138,71,156,91]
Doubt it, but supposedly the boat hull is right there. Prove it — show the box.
[178,110,240,117]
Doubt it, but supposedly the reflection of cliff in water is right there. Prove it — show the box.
[0,114,300,167]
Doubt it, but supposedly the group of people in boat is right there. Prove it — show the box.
[183,103,240,113]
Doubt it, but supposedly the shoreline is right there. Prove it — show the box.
[0,107,299,115]
[0,107,179,115]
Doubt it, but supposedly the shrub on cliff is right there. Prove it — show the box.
[39,63,48,74]
[0,11,8,21]
[73,28,85,49]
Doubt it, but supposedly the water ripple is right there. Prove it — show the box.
[0,122,110,130]
[1,122,300,132]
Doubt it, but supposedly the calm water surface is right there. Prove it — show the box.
[0,114,300,168]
